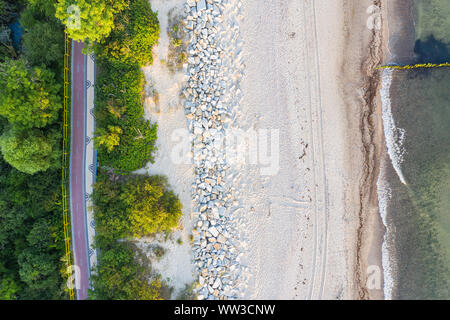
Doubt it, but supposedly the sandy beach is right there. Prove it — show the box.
[236,0,387,299]
[140,0,389,300]
[137,0,195,297]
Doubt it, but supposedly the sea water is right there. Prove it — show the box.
[380,0,450,299]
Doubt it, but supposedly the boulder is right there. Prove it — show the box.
[197,0,207,12]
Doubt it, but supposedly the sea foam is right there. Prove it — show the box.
[379,68,407,300]
[380,69,407,185]
[377,170,394,300]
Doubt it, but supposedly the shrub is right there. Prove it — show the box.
[0,128,60,174]
[89,242,162,300]
[152,245,166,260]
[92,172,182,242]
[95,0,159,66]
[55,0,129,49]
[94,56,157,173]
[0,59,62,130]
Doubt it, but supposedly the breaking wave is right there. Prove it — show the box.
[377,171,394,300]
[380,69,407,185]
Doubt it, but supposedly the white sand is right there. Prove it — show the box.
[137,0,383,300]
[136,0,195,297]
[234,0,354,299]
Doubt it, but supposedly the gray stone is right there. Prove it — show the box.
[208,226,219,237]
[197,0,207,12]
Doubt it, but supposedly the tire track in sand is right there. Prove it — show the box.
[301,0,329,300]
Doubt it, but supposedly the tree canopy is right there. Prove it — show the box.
[55,0,128,48]
[0,277,20,300]
[92,173,182,243]
[0,156,66,300]
[0,0,68,301]
[94,125,122,153]
[95,0,160,66]
[0,59,62,130]
[89,242,162,300]
[124,175,182,237]
[21,2,65,70]
[94,60,158,173]
[18,248,60,295]
[0,128,60,174]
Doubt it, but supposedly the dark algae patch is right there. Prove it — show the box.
[414,35,450,64]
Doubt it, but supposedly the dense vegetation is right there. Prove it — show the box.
[90,242,163,300]
[91,0,159,174]
[92,173,182,247]
[55,0,128,49]
[0,157,68,299]
[0,58,61,130]
[85,0,183,300]
[96,0,159,66]
[0,0,67,299]
[89,172,182,299]
[0,0,180,300]
[0,128,60,174]
[93,60,157,173]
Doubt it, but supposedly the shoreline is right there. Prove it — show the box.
[358,0,418,300]
[340,0,388,300]
[377,0,417,300]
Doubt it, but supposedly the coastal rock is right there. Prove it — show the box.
[208,226,219,237]
[217,234,227,244]
[185,0,244,301]
[197,0,207,12]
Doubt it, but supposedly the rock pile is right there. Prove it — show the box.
[182,0,246,300]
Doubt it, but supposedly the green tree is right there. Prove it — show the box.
[124,175,182,237]
[24,0,59,18]
[0,59,62,130]
[96,0,160,65]
[17,248,60,298]
[102,119,157,173]
[55,0,128,48]
[22,22,64,69]
[0,277,20,300]
[94,125,122,152]
[0,156,65,300]
[89,242,162,300]
[20,0,65,70]
[0,0,67,301]
[27,219,55,251]
[0,128,60,174]
[91,173,130,246]
[92,173,182,242]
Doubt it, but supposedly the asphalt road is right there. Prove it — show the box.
[70,41,89,300]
